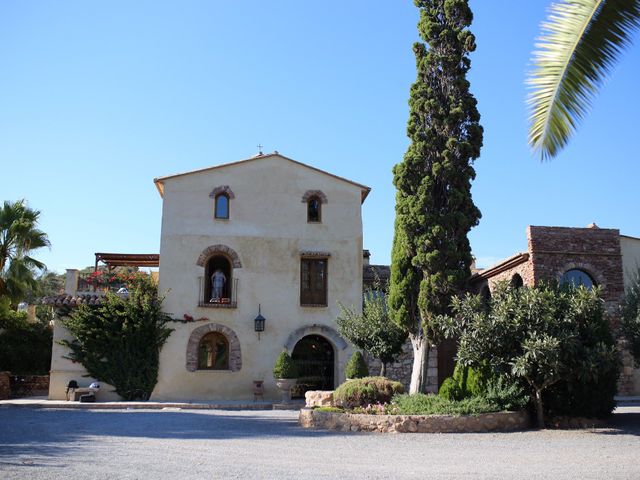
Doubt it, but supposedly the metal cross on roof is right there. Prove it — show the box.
[257,144,263,154]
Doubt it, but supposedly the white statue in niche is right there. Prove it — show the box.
[210,269,227,301]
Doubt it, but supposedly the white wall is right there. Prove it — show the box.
[152,155,365,401]
[621,235,640,290]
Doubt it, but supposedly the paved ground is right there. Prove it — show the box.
[1,406,639,479]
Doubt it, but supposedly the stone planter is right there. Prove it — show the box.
[299,408,531,433]
[275,378,297,403]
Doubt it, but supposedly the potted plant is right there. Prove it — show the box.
[272,351,299,403]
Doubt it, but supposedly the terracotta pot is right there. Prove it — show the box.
[275,378,297,403]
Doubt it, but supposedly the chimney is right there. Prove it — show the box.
[65,269,79,295]
[363,250,371,266]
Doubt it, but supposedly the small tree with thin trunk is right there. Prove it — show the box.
[337,287,406,377]
[446,282,618,428]
[389,0,483,393]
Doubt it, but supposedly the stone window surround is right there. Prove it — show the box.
[209,186,235,199]
[186,323,242,372]
[555,262,605,293]
[196,245,243,269]
[301,190,328,204]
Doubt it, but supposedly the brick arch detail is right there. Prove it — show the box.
[186,323,242,372]
[555,262,607,292]
[209,185,235,199]
[301,190,328,204]
[284,325,348,352]
[196,245,242,268]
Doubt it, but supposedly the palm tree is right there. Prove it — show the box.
[0,200,50,306]
[528,0,640,160]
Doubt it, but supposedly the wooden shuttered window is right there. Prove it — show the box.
[300,258,327,306]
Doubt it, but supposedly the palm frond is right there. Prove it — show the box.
[527,0,640,160]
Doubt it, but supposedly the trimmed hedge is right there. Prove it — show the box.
[333,376,404,408]
[273,351,298,379]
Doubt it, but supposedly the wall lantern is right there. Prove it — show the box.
[254,304,266,339]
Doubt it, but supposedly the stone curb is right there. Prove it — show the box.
[0,401,275,411]
[299,408,531,433]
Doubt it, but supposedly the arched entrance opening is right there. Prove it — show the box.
[291,335,334,399]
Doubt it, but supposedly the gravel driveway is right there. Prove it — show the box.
[1,406,639,479]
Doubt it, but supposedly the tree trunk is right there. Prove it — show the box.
[534,389,545,429]
[380,362,387,377]
[409,334,430,394]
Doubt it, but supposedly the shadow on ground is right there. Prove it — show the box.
[0,408,341,461]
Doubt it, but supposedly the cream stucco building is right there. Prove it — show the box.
[48,153,370,402]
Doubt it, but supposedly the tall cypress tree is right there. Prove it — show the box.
[389,0,483,394]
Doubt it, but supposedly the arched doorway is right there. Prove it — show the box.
[291,335,334,399]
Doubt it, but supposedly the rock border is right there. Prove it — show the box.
[299,408,530,433]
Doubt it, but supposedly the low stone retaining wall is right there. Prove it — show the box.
[299,408,530,433]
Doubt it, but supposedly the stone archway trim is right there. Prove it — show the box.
[284,324,348,351]
[196,244,242,268]
[555,262,606,292]
[186,323,242,372]
[301,190,328,204]
[209,185,235,199]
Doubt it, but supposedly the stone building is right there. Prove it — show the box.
[47,152,370,402]
[470,224,640,395]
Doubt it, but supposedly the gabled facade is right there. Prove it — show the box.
[150,153,369,401]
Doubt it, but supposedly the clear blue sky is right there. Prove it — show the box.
[1,1,639,273]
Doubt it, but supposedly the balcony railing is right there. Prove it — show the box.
[198,277,238,308]
[76,272,133,295]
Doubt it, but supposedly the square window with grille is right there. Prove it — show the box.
[300,258,327,306]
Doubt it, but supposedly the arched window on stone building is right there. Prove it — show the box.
[198,332,229,370]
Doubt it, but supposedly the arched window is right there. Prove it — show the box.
[560,269,595,289]
[204,255,232,304]
[215,193,229,219]
[510,274,524,289]
[198,332,229,370]
[307,196,321,223]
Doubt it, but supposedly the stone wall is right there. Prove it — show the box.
[299,408,530,433]
[364,341,438,393]
[527,226,625,316]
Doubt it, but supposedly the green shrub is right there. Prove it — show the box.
[0,303,52,375]
[333,376,404,408]
[438,377,462,401]
[60,275,173,401]
[273,351,298,379]
[439,362,493,400]
[345,351,369,379]
[449,282,619,427]
[314,406,344,413]
[483,376,529,412]
[389,394,501,416]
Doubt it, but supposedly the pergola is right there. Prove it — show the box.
[94,253,160,271]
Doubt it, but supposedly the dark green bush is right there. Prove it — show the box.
[0,302,52,375]
[438,377,461,401]
[333,376,404,408]
[439,362,492,400]
[345,351,369,379]
[482,376,529,412]
[273,351,298,379]
[61,276,173,401]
